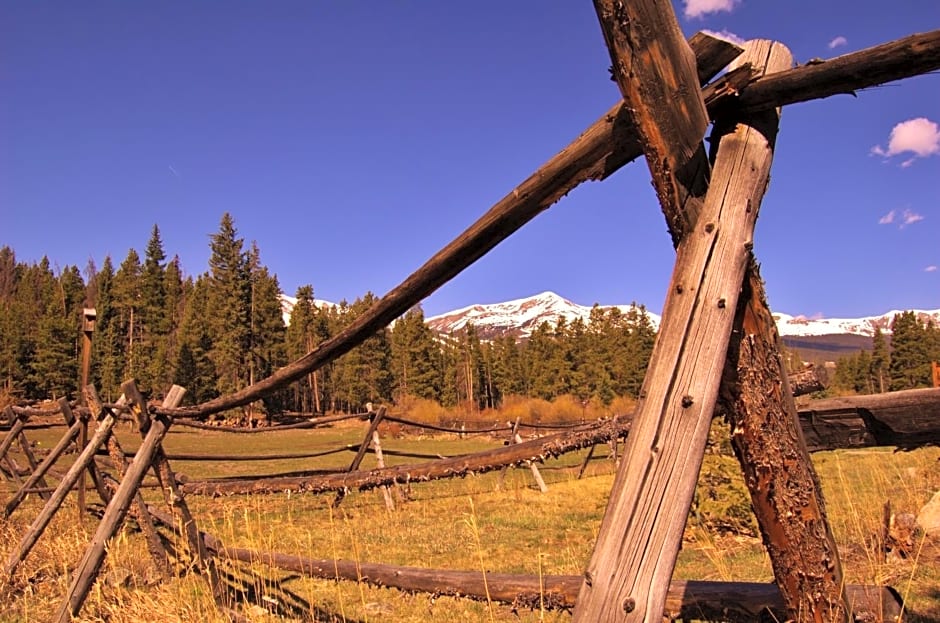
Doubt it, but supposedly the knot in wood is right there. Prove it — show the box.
[622,597,636,613]
[717,298,727,309]
[704,222,715,233]
[681,395,694,408]
[675,284,684,294]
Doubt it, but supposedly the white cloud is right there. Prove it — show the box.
[871,117,940,165]
[901,209,925,227]
[828,36,847,49]
[926,265,938,273]
[702,29,745,45]
[684,0,739,19]
[879,208,924,228]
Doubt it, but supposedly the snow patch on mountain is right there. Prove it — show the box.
[281,291,939,341]
[280,294,336,325]
[772,309,940,337]
[425,291,660,339]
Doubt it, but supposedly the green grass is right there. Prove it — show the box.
[2,420,939,621]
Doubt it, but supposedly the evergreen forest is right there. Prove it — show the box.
[0,214,658,416]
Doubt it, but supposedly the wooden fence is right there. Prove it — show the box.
[2,6,940,621]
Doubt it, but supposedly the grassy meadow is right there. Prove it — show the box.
[1,417,938,622]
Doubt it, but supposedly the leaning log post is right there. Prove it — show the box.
[120,381,218,593]
[84,386,171,576]
[14,424,50,501]
[59,398,112,507]
[496,419,522,490]
[719,260,851,620]
[514,431,548,493]
[4,408,117,578]
[575,15,787,620]
[577,443,597,480]
[371,430,395,511]
[333,406,387,508]
[3,419,82,517]
[0,407,26,465]
[54,388,180,623]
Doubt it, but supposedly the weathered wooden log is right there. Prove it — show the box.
[59,398,112,508]
[371,430,395,511]
[729,30,940,115]
[592,0,709,245]
[789,366,826,397]
[3,418,82,517]
[799,387,940,451]
[181,419,628,497]
[124,383,218,587]
[54,384,188,622]
[173,411,364,432]
[0,408,26,464]
[85,386,170,577]
[721,256,851,621]
[4,410,116,578]
[333,406,387,507]
[203,543,901,622]
[515,431,548,493]
[711,41,851,622]
[575,8,785,617]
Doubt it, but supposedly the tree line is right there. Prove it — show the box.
[830,312,940,395]
[0,214,657,416]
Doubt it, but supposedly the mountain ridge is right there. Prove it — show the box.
[281,291,940,341]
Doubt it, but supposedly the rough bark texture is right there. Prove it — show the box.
[592,0,710,243]
[720,258,851,622]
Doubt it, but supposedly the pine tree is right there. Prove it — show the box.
[390,306,442,403]
[90,256,123,400]
[138,225,169,393]
[206,213,251,396]
[175,274,218,403]
[889,311,931,390]
[113,249,143,383]
[870,327,889,393]
[246,242,286,416]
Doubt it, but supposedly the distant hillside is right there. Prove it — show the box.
[781,334,875,364]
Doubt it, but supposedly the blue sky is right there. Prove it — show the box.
[2,1,938,319]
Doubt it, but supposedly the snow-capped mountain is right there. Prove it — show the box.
[280,294,336,325]
[772,310,940,337]
[281,290,939,341]
[423,291,939,340]
[425,291,660,339]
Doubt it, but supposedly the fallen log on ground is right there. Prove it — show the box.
[203,541,901,622]
[800,387,940,451]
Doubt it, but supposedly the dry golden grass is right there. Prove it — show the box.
[1,410,938,622]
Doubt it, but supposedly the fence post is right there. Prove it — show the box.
[4,407,117,577]
[85,386,171,576]
[333,406,387,508]
[55,383,191,622]
[371,430,395,511]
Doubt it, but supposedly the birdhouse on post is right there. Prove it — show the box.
[82,308,97,334]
